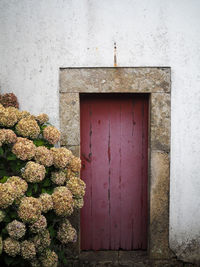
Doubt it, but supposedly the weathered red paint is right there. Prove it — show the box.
[80,94,148,251]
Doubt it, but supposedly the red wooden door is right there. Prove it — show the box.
[80,94,148,251]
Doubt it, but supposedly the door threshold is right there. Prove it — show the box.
[79,250,148,265]
[78,251,185,267]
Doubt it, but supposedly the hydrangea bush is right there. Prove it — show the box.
[0,97,85,267]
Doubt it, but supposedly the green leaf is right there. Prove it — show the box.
[10,160,25,173]
[26,187,32,197]
[41,188,47,193]
[46,188,54,194]
[1,228,8,234]
[41,125,48,131]
[33,183,38,193]
[48,225,56,238]
[57,250,68,265]
[12,258,22,266]
[4,255,14,266]
[13,257,28,266]
[0,176,9,183]
[0,169,7,177]
[0,162,4,168]
[10,210,18,219]
[58,250,65,260]
[3,214,11,223]
[45,167,50,175]
[63,257,68,265]
[42,178,51,187]
[0,147,4,155]
[33,139,45,147]
[7,153,17,161]
[10,162,20,173]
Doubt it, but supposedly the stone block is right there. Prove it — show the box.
[60,68,170,93]
[59,93,80,146]
[119,251,149,266]
[153,260,183,267]
[118,251,148,263]
[79,251,118,264]
[151,93,170,152]
[149,150,172,259]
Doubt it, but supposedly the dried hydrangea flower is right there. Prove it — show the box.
[5,106,22,124]
[7,176,28,199]
[18,197,42,223]
[36,113,49,124]
[0,107,18,127]
[12,137,36,160]
[43,126,60,145]
[40,249,58,267]
[30,215,47,233]
[0,93,19,109]
[21,240,36,260]
[0,183,15,209]
[16,118,40,139]
[22,161,46,183]
[66,177,86,198]
[68,155,81,173]
[52,186,74,217]
[17,110,31,120]
[0,103,4,111]
[51,170,67,185]
[30,259,42,267]
[73,197,84,209]
[3,237,20,257]
[32,230,51,253]
[0,129,6,146]
[0,210,6,222]
[14,195,25,206]
[57,219,77,244]
[0,236,2,255]
[39,193,53,213]
[51,147,72,169]
[6,220,26,240]
[34,146,53,167]
[6,106,19,113]
[1,129,17,144]
[66,169,76,180]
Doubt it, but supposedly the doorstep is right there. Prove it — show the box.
[62,251,196,267]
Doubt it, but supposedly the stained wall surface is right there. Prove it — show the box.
[0,0,200,263]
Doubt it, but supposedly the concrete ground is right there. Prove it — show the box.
[64,251,196,267]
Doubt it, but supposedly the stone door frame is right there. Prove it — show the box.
[59,67,171,259]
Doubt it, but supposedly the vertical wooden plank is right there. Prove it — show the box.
[90,97,110,250]
[131,97,145,249]
[109,98,121,249]
[141,98,149,249]
[80,98,93,250]
[119,97,136,249]
[117,95,148,250]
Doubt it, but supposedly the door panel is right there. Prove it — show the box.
[80,94,148,250]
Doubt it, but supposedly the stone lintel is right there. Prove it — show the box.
[60,67,170,94]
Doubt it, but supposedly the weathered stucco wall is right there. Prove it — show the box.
[0,0,200,263]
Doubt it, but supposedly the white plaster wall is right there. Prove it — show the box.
[1,0,200,262]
